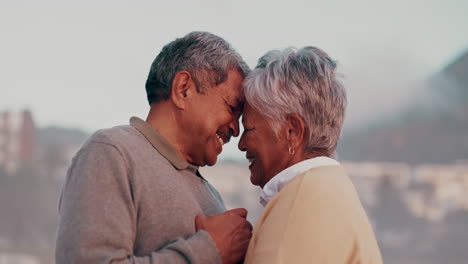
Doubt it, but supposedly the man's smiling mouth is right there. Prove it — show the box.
[216,131,231,146]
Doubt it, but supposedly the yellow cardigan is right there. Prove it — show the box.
[244,165,383,264]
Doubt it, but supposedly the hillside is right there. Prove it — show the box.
[338,49,468,164]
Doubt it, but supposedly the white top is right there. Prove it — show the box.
[259,156,340,207]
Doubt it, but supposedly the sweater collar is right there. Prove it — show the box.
[259,156,340,207]
[130,116,199,174]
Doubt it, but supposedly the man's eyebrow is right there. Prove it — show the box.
[227,94,243,106]
[229,97,241,107]
[223,96,236,105]
[235,98,245,109]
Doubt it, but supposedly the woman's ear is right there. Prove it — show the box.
[171,71,196,109]
[285,113,305,149]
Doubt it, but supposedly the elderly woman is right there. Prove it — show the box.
[238,47,382,264]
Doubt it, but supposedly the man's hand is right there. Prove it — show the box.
[195,208,253,264]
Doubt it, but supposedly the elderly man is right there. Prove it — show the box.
[56,32,252,264]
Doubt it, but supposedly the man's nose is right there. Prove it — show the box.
[238,132,246,152]
[228,118,240,137]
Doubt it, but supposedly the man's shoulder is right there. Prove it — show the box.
[75,124,150,159]
[82,124,169,165]
[87,125,141,146]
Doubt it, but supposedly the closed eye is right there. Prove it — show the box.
[228,104,242,117]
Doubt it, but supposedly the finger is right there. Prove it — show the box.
[194,215,206,230]
[233,229,252,243]
[237,229,253,239]
[234,236,251,253]
[244,221,253,231]
[228,208,248,218]
[195,215,205,222]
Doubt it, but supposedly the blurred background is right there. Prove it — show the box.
[1,0,467,263]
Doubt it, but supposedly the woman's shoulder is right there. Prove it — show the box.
[274,165,362,210]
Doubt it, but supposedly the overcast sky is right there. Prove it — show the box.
[1,0,467,159]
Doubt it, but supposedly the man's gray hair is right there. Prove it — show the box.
[243,47,347,157]
[145,31,250,104]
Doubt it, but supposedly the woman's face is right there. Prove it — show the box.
[238,103,290,188]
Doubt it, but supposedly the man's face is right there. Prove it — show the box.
[238,103,289,188]
[183,70,244,166]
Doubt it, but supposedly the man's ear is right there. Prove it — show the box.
[171,71,196,109]
[285,113,305,149]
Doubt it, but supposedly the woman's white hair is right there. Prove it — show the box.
[243,46,347,157]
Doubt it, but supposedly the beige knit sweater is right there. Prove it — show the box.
[244,165,383,264]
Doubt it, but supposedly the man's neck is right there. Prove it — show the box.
[145,102,189,162]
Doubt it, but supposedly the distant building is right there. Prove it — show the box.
[0,110,37,174]
[344,161,468,221]
[203,160,468,225]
